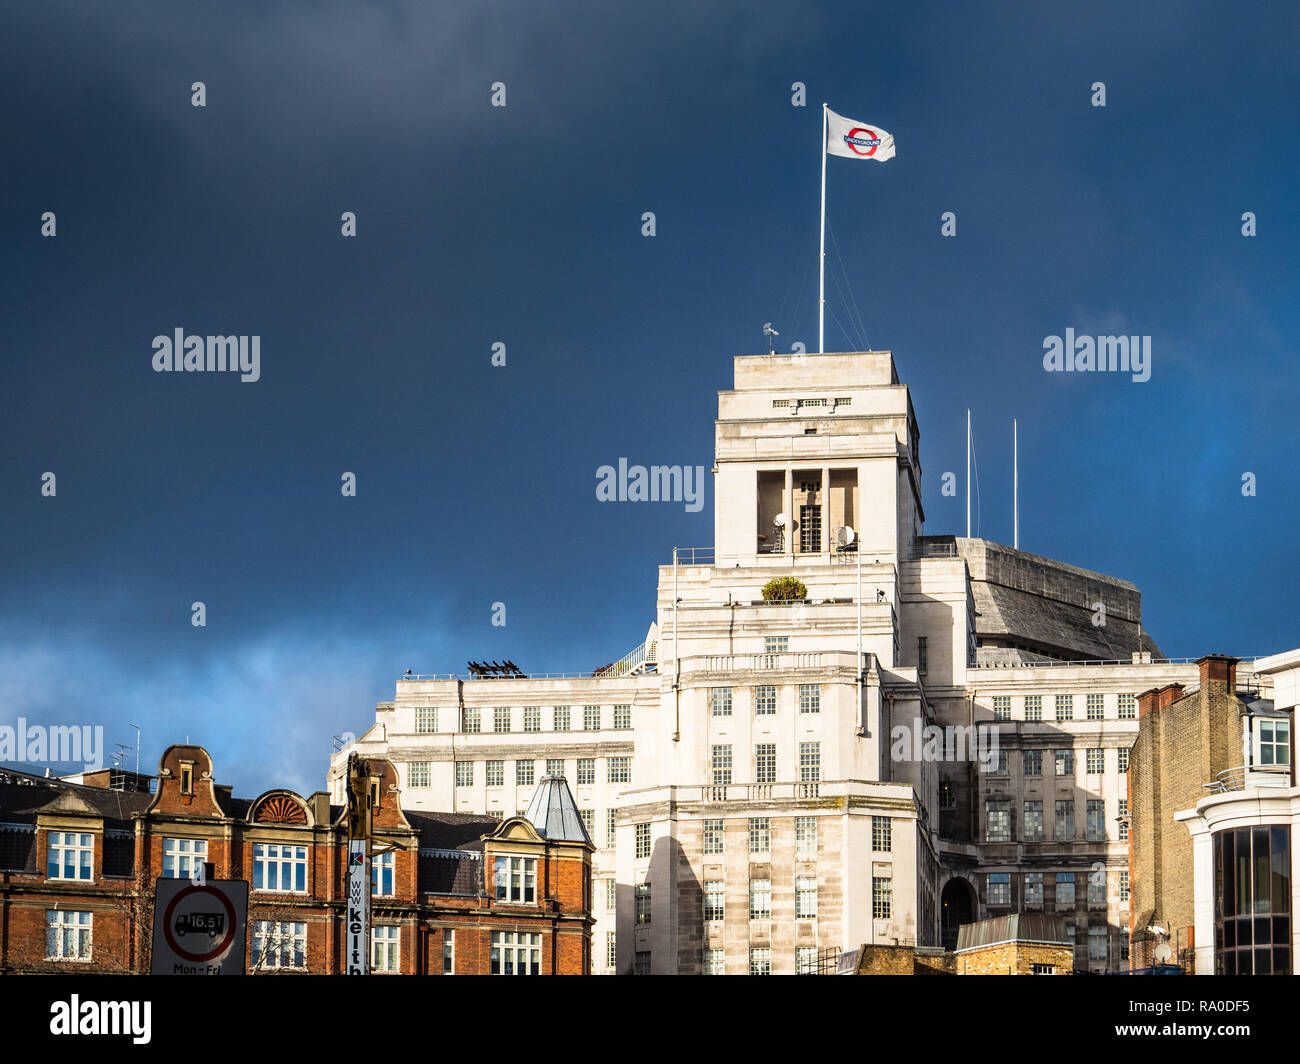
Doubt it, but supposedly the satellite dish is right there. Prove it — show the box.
[1154,943,1173,964]
[835,526,856,550]
[773,513,788,528]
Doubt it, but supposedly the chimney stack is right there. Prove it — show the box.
[1197,654,1238,692]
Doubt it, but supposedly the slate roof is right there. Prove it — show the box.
[524,775,591,845]
[954,913,1072,951]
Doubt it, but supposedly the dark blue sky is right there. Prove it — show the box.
[3,0,1297,795]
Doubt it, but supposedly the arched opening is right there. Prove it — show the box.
[940,877,976,951]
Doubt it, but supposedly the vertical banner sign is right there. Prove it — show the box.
[346,840,370,974]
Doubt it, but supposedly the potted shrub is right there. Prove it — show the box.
[761,576,807,602]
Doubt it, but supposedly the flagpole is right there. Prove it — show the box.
[1013,417,1019,550]
[966,409,971,538]
[819,102,827,354]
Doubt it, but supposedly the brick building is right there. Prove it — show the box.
[0,744,593,974]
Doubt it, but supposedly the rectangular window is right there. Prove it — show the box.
[704,880,725,921]
[45,910,92,961]
[579,809,595,838]
[988,872,1011,906]
[1088,926,1107,962]
[1055,801,1075,841]
[516,760,535,787]
[796,876,818,918]
[408,761,431,788]
[799,684,820,714]
[754,685,777,715]
[1088,868,1107,904]
[1055,749,1074,777]
[553,706,571,731]
[702,819,724,855]
[577,758,595,786]
[1118,748,1130,774]
[372,851,394,897]
[252,921,307,969]
[873,877,893,919]
[634,951,650,976]
[1056,872,1076,906]
[162,837,207,879]
[608,757,631,784]
[455,761,473,787]
[606,810,617,849]
[494,707,511,733]
[415,706,437,733]
[1024,749,1042,777]
[493,856,537,903]
[1119,869,1130,903]
[490,931,541,975]
[1032,963,1055,975]
[1086,693,1105,720]
[710,687,733,716]
[462,707,481,733]
[755,743,777,784]
[989,750,1009,776]
[1054,695,1074,721]
[606,932,617,970]
[704,948,724,975]
[939,781,956,808]
[749,947,772,976]
[796,816,816,854]
[635,823,651,859]
[748,817,770,854]
[749,878,771,919]
[485,760,504,787]
[1086,748,1104,775]
[872,816,892,852]
[917,637,928,675]
[1024,801,1043,842]
[635,882,651,925]
[764,636,789,656]
[1118,798,1129,842]
[613,704,632,730]
[1258,718,1292,767]
[443,930,454,974]
[1086,799,1106,841]
[372,926,400,973]
[992,695,1011,722]
[47,831,93,881]
[252,844,307,893]
[1025,695,1043,722]
[584,705,602,731]
[523,706,541,733]
[712,745,733,785]
[1118,693,1136,720]
[546,758,564,778]
[605,878,617,913]
[796,946,818,975]
[1025,872,1044,907]
[986,800,1010,842]
[799,742,821,782]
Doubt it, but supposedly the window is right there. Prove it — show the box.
[764,636,789,656]
[704,880,724,921]
[873,877,892,919]
[613,704,632,730]
[748,817,770,854]
[47,831,93,881]
[749,947,772,975]
[992,696,1011,722]
[408,761,431,788]
[872,816,892,852]
[1121,937,1130,962]
[516,760,535,787]
[1118,693,1136,720]
[608,757,631,784]
[986,800,1010,842]
[1055,801,1075,841]
[180,763,193,795]
[989,750,1009,776]
[462,707,481,733]
[749,878,771,919]
[577,758,595,786]
[799,684,820,714]
[372,926,400,972]
[606,878,617,913]
[1025,695,1043,722]
[1055,749,1074,777]
[1119,869,1130,903]
[494,856,537,903]
[1086,748,1104,775]
[704,948,724,975]
[710,687,733,716]
[443,930,454,974]
[634,951,651,976]
[755,743,777,783]
[1118,748,1130,774]
[939,780,956,808]
[45,910,92,961]
[579,809,595,838]
[1086,693,1104,720]
[1088,867,1107,905]
[523,706,541,733]
[796,876,818,918]
[1086,800,1105,841]
[1054,695,1074,721]
[415,706,437,733]
[635,882,651,925]
[796,816,816,854]
[917,637,928,675]
[988,872,1011,906]
[635,823,651,859]
[1024,801,1043,841]
[799,742,821,782]
[1024,749,1042,777]
[372,851,394,896]
[162,837,207,879]
[1025,872,1044,907]
[1118,799,1129,842]
[553,706,571,731]
[546,758,564,778]
[755,685,777,715]
[253,844,307,893]
[711,745,733,785]
[1213,826,1292,975]
[606,932,617,970]
[485,760,504,787]
[1257,718,1292,768]
[796,946,818,975]
[455,761,473,787]
[606,810,617,849]
[491,931,541,975]
[1088,926,1107,963]
[1031,963,1055,975]
[584,705,602,731]
[494,707,511,733]
[702,819,724,855]
[1056,872,1075,906]
[252,921,306,969]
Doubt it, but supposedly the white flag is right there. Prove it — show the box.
[825,108,895,161]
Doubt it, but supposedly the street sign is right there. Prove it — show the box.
[150,878,249,975]
[345,840,370,974]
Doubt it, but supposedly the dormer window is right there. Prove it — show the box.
[1254,717,1291,771]
[179,762,194,796]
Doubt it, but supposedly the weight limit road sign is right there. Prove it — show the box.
[150,878,249,975]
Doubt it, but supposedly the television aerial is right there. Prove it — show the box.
[763,322,779,354]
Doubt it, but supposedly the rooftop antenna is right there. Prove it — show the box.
[128,722,140,779]
[763,322,779,355]
[1013,417,1019,550]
